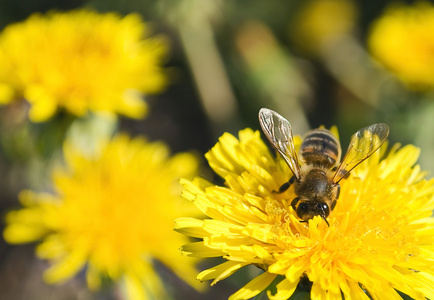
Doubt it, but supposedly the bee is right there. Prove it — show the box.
[258,108,389,225]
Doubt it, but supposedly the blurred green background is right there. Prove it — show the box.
[0,0,432,299]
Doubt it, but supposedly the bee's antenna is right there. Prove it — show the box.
[322,215,330,227]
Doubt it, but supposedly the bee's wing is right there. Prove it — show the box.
[259,108,301,180]
[332,123,389,183]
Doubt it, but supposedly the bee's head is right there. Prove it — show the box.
[296,201,330,224]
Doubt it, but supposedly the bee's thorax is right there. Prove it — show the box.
[295,169,330,201]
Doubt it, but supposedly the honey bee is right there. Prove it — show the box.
[259,108,389,225]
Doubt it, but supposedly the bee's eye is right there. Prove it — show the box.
[298,202,310,214]
[296,202,330,221]
[296,202,312,221]
[318,203,330,217]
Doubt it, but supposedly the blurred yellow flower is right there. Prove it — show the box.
[289,0,357,56]
[368,2,434,90]
[176,128,434,299]
[0,10,168,122]
[3,135,203,299]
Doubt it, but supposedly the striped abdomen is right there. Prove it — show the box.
[300,129,341,168]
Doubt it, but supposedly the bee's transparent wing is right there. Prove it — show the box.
[259,108,301,180]
[332,123,389,183]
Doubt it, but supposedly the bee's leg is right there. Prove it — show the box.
[330,184,340,211]
[273,176,295,194]
[291,197,300,210]
[331,200,337,211]
[321,216,330,227]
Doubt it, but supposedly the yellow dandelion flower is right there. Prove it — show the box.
[368,1,434,90]
[3,134,203,299]
[0,9,168,122]
[176,128,434,299]
[289,0,357,56]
